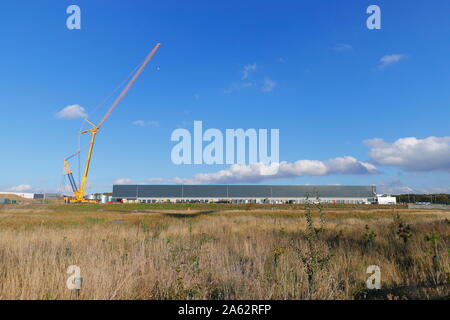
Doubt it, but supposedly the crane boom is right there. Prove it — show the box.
[98,43,161,129]
[64,43,161,203]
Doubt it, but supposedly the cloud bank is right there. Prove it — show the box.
[7,184,33,192]
[113,178,133,185]
[173,156,377,184]
[366,136,450,172]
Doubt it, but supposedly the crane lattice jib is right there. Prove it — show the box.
[65,43,161,203]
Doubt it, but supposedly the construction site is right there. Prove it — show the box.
[0,47,447,302]
[0,2,449,305]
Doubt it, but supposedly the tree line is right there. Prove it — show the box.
[394,194,450,204]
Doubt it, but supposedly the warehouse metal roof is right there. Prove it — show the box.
[112,185,376,199]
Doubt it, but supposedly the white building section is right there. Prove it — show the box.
[0,192,60,199]
[0,192,36,199]
[377,194,397,205]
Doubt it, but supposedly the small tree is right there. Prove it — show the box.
[394,213,412,244]
[291,195,332,298]
[363,225,377,248]
[424,233,440,272]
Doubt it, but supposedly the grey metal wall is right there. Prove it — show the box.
[182,185,228,198]
[271,186,376,198]
[113,185,376,199]
[112,185,138,198]
[139,185,182,198]
[228,185,272,198]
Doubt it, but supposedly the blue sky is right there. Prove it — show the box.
[1,0,449,194]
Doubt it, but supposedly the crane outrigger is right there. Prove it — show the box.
[64,43,161,203]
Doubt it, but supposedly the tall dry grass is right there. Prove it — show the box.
[0,204,448,299]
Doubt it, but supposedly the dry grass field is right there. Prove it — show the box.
[0,202,448,300]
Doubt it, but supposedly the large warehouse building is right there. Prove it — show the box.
[112,185,377,204]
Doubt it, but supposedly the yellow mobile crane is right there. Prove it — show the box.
[64,43,161,203]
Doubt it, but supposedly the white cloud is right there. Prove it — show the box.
[132,120,146,126]
[376,178,415,194]
[224,81,254,94]
[378,54,407,68]
[7,184,33,192]
[225,63,277,94]
[55,104,87,120]
[113,178,133,185]
[376,178,450,195]
[147,178,164,184]
[172,156,378,184]
[224,63,258,94]
[416,186,450,194]
[261,77,277,93]
[366,136,450,172]
[241,63,257,80]
[132,120,159,127]
[333,43,352,52]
